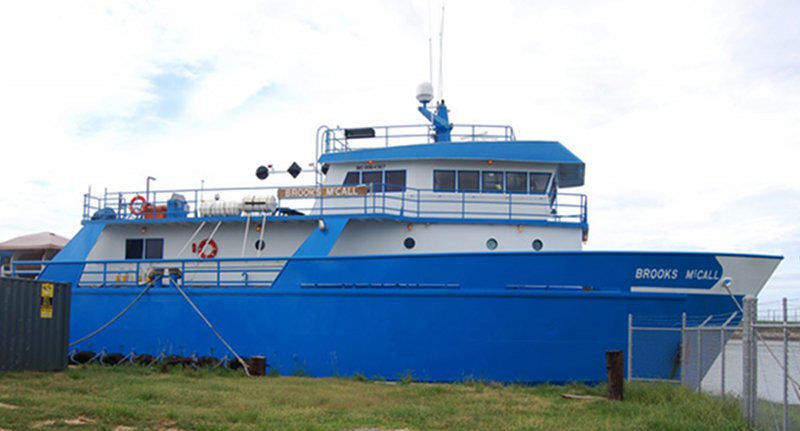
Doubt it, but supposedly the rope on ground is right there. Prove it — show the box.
[168,277,251,376]
[68,281,155,347]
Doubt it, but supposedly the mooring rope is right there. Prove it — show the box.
[67,274,252,376]
[68,281,156,347]
[722,284,744,313]
[168,277,251,376]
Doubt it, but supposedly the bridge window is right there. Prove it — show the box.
[342,170,406,193]
[433,170,553,194]
[506,172,527,193]
[530,173,551,194]
[482,171,503,193]
[343,172,360,185]
[433,170,455,191]
[385,170,406,192]
[125,238,163,260]
[362,171,383,192]
[457,171,479,192]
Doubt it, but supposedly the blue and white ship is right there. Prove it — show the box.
[30,83,781,382]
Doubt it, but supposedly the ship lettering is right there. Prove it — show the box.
[685,269,720,281]
[635,268,679,280]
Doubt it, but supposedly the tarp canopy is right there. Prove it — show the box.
[0,232,69,251]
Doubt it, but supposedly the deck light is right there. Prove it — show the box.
[141,227,147,234]
[407,223,413,231]
[487,159,494,165]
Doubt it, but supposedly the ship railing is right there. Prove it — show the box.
[318,123,516,154]
[13,257,287,289]
[82,184,586,225]
[310,187,587,224]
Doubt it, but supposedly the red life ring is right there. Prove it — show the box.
[197,238,218,259]
[129,195,147,215]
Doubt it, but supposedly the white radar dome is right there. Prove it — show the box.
[416,82,434,103]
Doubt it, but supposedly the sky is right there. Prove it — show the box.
[0,0,798,308]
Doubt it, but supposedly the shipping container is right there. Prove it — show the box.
[0,277,71,371]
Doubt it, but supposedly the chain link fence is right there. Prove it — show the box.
[628,298,800,431]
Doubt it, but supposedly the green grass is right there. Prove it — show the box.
[0,365,751,430]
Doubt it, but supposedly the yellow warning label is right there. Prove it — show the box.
[40,300,53,319]
[40,283,54,319]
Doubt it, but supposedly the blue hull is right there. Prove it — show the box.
[63,252,756,382]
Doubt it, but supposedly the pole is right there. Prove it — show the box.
[606,350,624,401]
[742,295,757,425]
[146,176,156,203]
[681,313,686,385]
[720,325,726,398]
[783,297,788,431]
[627,314,633,380]
[697,324,702,391]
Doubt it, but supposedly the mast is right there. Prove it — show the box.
[417,0,451,143]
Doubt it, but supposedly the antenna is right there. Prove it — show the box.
[427,0,433,85]
[437,0,445,101]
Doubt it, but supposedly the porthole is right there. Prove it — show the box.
[532,239,543,251]
[254,239,266,251]
[404,237,416,249]
[486,238,498,250]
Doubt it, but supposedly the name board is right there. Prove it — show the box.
[278,185,368,199]
[634,267,721,282]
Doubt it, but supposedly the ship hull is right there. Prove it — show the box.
[63,251,780,382]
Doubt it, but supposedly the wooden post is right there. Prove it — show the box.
[606,350,624,401]
[249,356,267,377]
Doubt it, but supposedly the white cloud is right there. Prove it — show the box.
[0,0,797,303]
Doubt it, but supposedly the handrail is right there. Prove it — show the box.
[14,256,288,289]
[318,123,516,155]
[83,184,587,226]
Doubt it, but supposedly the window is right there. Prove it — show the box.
[145,238,164,259]
[506,172,527,193]
[482,171,503,193]
[362,171,383,192]
[125,239,143,260]
[343,170,405,193]
[343,171,360,185]
[385,170,406,192]
[125,238,163,260]
[433,170,455,191]
[530,173,551,194]
[431,169,555,194]
[457,171,479,192]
